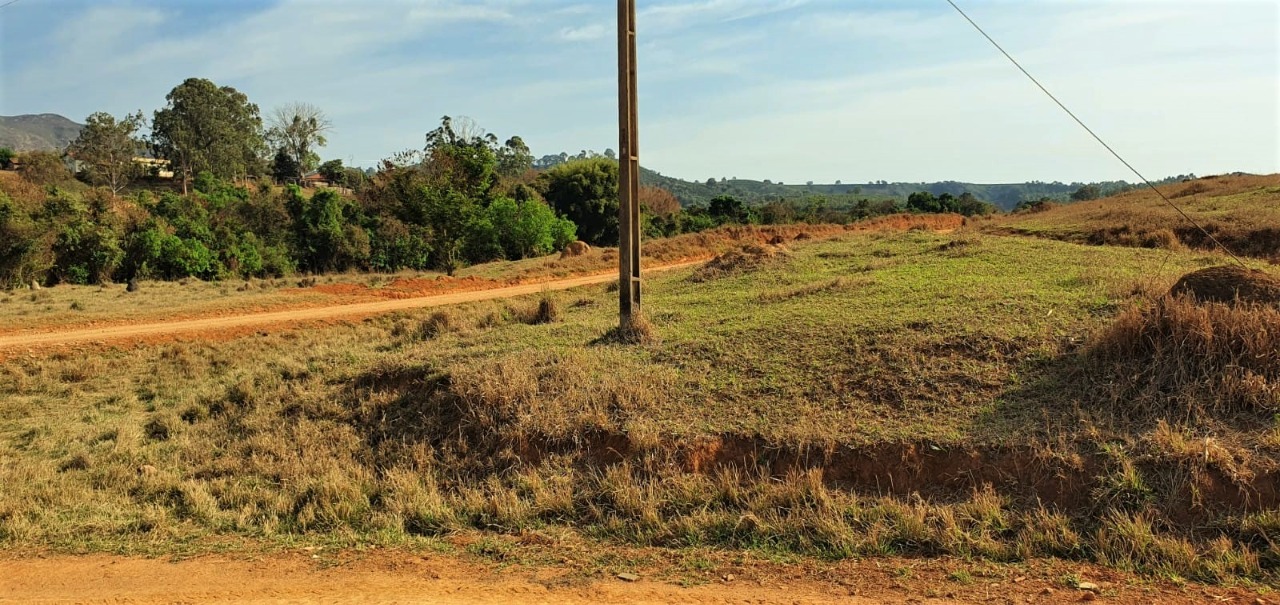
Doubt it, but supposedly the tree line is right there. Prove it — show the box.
[0,77,983,289]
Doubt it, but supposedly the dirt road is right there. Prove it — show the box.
[1,550,1261,605]
[0,554,856,605]
[0,261,701,352]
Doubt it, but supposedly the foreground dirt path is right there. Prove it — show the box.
[0,261,702,353]
[2,550,1264,605]
[4,555,844,605]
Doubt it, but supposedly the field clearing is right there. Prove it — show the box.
[985,173,1280,260]
[4,226,1280,593]
[0,217,961,336]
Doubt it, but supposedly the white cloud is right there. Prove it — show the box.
[559,23,609,42]
[639,0,811,33]
[4,0,1274,180]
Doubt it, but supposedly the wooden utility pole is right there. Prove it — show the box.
[617,0,641,325]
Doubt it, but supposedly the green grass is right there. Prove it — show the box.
[1,229,1278,584]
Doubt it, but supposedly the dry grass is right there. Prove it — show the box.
[690,244,788,283]
[988,173,1280,260]
[595,311,657,345]
[1086,294,1280,416]
[1169,265,1280,306]
[513,296,561,326]
[2,230,1279,584]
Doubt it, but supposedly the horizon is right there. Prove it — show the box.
[1,0,1276,184]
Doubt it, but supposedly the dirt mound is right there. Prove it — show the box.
[1169,265,1280,306]
[690,243,787,282]
[560,240,591,258]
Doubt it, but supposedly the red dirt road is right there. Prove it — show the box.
[0,554,862,605]
[1,551,1263,605]
[0,261,701,353]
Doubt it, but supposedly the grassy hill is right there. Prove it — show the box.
[987,173,1280,260]
[0,113,83,152]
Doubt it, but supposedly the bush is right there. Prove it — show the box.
[18,151,72,187]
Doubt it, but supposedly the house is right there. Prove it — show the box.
[132,157,174,179]
[301,172,330,188]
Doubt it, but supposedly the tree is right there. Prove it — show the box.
[1071,184,1102,201]
[270,149,302,185]
[0,148,14,169]
[953,192,996,217]
[416,185,481,275]
[0,190,53,288]
[267,102,331,183]
[907,191,943,214]
[318,159,346,186]
[708,195,748,224]
[539,157,618,246]
[486,197,576,260]
[638,185,680,217]
[423,115,499,200]
[152,78,265,193]
[67,111,146,194]
[342,167,367,191]
[496,136,533,179]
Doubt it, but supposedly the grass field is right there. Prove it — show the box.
[4,225,1279,585]
[0,217,957,333]
[986,173,1280,260]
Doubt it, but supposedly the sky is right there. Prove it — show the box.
[1,0,1276,184]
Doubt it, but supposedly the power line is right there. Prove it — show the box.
[0,0,23,10]
[944,0,1249,270]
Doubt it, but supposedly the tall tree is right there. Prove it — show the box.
[151,78,264,194]
[267,102,331,183]
[496,136,533,179]
[423,115,498,200]
[67,111,145,194]
[539,157,618,246]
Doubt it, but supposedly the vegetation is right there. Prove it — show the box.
[0,76,972,289]
[266,102,330,184]
[66,111,146,194]
[150,78,265,193]
[2,230,1278,585]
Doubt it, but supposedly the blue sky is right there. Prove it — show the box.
[1,0,1276,183]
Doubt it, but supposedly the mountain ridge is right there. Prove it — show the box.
[0,114,84,152]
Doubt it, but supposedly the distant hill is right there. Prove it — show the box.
[639,168,1154,212]
[0,114,83,152]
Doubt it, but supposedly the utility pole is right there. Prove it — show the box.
[617,0,641,325]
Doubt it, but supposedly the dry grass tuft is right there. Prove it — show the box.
[1088,295,1280,415]
[690,244,787,282]
[515,296,560,325]
[417,311,455,340]
[598,312,657,345]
